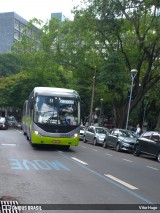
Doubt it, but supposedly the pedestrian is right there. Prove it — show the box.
[136,123,141,136]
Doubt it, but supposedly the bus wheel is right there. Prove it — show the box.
[62,145,70,151]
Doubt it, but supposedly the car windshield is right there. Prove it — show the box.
[95,128,106,134]
[103,128,110,134]
[119,130,138,138]
[80,126,85,130]
[6,116,15,121]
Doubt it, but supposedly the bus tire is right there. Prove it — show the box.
[31,143,37,148]
[62,145,70,151]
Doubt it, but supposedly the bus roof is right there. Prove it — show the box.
[32,87,80,99]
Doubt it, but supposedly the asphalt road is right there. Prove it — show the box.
[0,128,160,213]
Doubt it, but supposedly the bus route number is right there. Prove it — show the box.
[60,100,74,104]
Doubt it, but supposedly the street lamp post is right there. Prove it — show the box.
[125,69,138,130]
[88,66,96,126]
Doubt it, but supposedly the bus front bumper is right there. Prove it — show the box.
[31,132,79,146]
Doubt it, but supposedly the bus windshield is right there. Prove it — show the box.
[34,96,80,126]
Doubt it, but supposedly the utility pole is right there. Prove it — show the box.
[126,69,138,130]
[88,66,96,126]
[99,98,104,126]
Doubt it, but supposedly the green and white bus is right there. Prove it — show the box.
[23,87,81,149]
[22,100,28,135]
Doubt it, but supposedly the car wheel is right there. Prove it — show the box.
[83,136,86,143]
[93,138,97,146]
[116,143,120,152]
[133,145,140,156]
[157,152,160,163]
[103,140,108,148]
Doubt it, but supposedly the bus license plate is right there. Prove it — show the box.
[52,140,60,144]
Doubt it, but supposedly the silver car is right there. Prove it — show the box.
[103,128,138,152]
[83,126,106,145]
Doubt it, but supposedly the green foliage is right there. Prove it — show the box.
[0,53,22,77]
[0,1,160,128]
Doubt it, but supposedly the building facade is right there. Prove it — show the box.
[0,12,29,53]
[0,12,64,54]
[0,12,43,53]
[51,12,65,22]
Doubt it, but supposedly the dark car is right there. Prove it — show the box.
[103,128,138,152]
[83,126,106,145]
[0,117,8,130]
[133,131,160,162]
[6,116,18,127]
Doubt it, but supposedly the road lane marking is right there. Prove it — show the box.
[146,166,159,171]
[59,152,153,204]
[92,149,98,152]
[1,143,16,146]
[123,159,132,162]
[105,153,113,156]
[71,157,88,165]
[80,145,87,149]
[104,174,138,190]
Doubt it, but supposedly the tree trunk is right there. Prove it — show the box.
[113,104,126,128]
[155,114,160,131]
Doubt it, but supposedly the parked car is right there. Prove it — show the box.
[83,126,106,145]
[80,125,85,140]
[0,117,8,130]
[103,128,138,152]
[103,127,111,134]
[133,131,160,162]
[6,116,18,127]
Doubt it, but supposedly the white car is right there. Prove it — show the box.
[80,125,85,140]
[0,117,8,130]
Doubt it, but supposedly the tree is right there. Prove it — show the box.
[69,0,160,127]
[2,4,160,128]
[0,19,73,112]
[0,53,22,77]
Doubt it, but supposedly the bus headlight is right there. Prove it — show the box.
[74,133,78,138]
[34,131,42,137]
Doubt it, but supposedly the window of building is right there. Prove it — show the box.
[26,29,32,37]
[20,23,25,33]
[14,19,20,31]
[14,30,20,40]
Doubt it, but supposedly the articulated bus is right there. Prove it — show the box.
[23,87,81,149]
[22,100,28,135]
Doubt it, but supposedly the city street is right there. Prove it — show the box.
[0,128,160,213]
